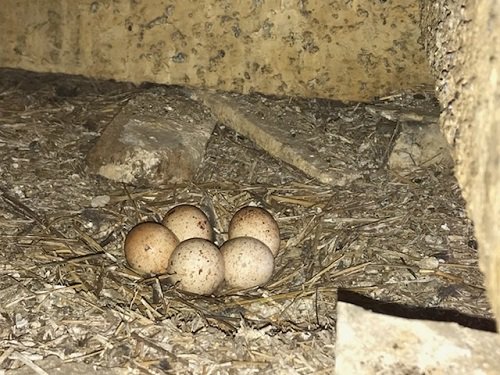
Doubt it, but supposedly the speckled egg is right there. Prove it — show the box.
[167,238,224,295]
[220,237,275,289]
[228,206,280,256]
[124,222,179,274]
[162,204,213,242]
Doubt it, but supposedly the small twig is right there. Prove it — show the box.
[330,262,372,279]
[0,188,64,238]
[379,120,401,169]
[62,348,105,362]
[304,253,345,287]
[41,252,107,266]
[123,183,143,223]
[9,351,49,375]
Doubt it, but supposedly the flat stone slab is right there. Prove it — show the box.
[87,87,216,185]
[195,90,361,186]
[335,302,500,375]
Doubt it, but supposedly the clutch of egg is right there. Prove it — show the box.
[123,204,280,295]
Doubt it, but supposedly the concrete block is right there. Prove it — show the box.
[335,302,500,375]
[422,0,500,321]
[0,0,432,102]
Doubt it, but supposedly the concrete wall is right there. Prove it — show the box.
[421,0,500,321]
[0,0,432,102]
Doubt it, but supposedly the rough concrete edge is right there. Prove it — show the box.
[335,302,500,374]
[420,0,500,323]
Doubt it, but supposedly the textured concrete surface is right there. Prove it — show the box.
[0,0,432,102]
[335,302,500,375]
[421,0,500,321]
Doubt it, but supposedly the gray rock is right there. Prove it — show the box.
[389,121,453,171]
[87,88,216,185]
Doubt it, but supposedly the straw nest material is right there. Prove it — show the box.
[0,69,492,374]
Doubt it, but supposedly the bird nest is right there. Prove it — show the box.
[0,69,491,374]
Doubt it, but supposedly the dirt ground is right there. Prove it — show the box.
[0,69,493,374]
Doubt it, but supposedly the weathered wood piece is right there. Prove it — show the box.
[196,90,361,186]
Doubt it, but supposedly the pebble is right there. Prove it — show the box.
[91,194,110,208]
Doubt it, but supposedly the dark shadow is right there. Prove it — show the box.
[337,289,497,333]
